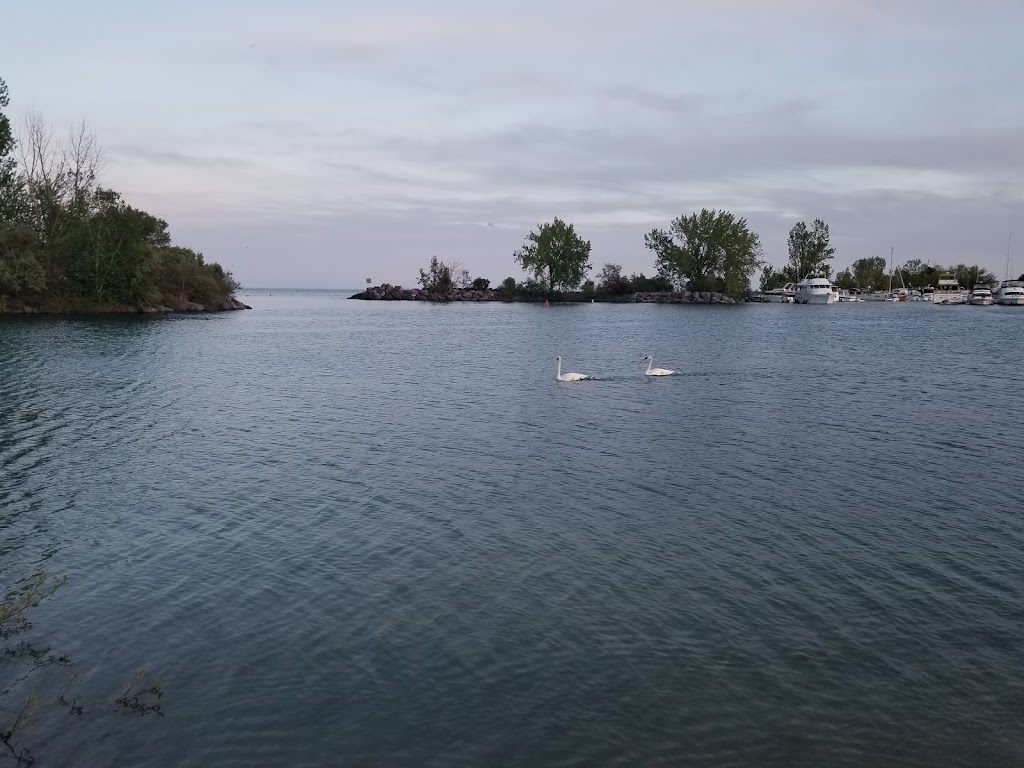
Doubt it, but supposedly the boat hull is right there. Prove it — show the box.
[969,297,994,306]
[797,293,837,305]
[997,297,1024,306]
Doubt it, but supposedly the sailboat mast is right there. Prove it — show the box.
[1006,234,1013,281]
[888,246,893,293]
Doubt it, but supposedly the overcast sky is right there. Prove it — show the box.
[3,0,1022,288]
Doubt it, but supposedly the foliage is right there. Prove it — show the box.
[115,670,165,717]
[627,272,672,293]
[2,574,165,764]
[833,268,856,290]
[470,277,490,291]
[0,77,11,158]
[0,81,239,311]
[513,217,592,292]
[786,219,835,280]
[759,264,790,292]
[597,263,632,295]
[499,276,517,296]
[849,256,888,290]
[645,208,762,298]
[581,279,595,297]
[951,263,996,289]
[416,256,453,293]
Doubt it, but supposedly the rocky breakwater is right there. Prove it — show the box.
[349,284,502,302]
[626,291,736,304]
[0,298,253,315]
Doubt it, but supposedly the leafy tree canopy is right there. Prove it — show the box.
[786,219,835,280]
[645,208,761,298]
[513,217,592,292]
[0,80,239,311]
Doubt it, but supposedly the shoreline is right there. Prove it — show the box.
[349,284,739,304]
[0,298,253,315]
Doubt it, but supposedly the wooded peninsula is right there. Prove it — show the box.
[0,77,246,315]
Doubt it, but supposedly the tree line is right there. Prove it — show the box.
[419,210,765,300]
[0,76,240,312]
[758,218,1008,293]
[421,209,1009,301]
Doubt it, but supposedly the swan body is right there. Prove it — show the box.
[644,355,675,376]
[556,356,591,382]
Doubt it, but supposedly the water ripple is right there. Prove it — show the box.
[2,297,1023,767]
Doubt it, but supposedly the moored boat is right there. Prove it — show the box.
[968,284,994,306]
[794,272,837,304]
[994,280,1024,306]
[933,276,967,305]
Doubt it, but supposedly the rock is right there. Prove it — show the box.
[178,301,205,311]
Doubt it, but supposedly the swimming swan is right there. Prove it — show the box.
[555,356,592,382]
[644,355,675,376]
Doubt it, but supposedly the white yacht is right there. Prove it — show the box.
[933,276,967,305]
[763,283,795,303]
[968,284,994,306]
[794,272,837,304]
[994,280,1024,306]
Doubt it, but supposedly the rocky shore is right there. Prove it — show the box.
[0,298,253,315]
[349,284,737,304]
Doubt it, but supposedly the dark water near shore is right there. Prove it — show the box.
[2,291,1023,767]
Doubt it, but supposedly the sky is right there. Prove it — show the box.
[3,0,1023,288]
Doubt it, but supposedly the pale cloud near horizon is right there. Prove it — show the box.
[3,0,1022,287]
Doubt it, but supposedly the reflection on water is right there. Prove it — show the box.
[2,293,1023,767]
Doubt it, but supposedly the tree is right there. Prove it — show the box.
[0,77,11,157]
[513,217,591,292]
[850,256,888,290]
[597,262,631,295]
[759,264,790,291]
[833,268,855,290]
[645,208,761,298]
[470,277,490,290]
[417,256,453,293]
[0,76,22,224]
[786,219,835,280]
[0,97,239,311]
[952,263,996,289]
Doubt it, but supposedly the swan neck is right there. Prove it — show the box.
[646,358,653,373]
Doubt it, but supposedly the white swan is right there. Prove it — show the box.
[644,355,675,376]
[555,356,592,382]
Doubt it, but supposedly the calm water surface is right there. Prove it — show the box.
[1,291,1023,767]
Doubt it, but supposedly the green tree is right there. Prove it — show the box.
[759,264,790,291]
[417,256,453,293]
[952,263,996,289]
[786,219,835,280]
[0,96,240,312]
[833,268,855,290]
[850,256,888,290]
[0,76,23,224]
[597,262,631,295]
[513,218,591,292]
[645,208,761,298]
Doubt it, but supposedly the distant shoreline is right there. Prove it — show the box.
[349,284,739,305]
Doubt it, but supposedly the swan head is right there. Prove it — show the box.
[556,356,561,361]
[644,355,653,361]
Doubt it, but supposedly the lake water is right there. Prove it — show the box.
[2,291,1023,767]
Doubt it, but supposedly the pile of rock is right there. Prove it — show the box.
[627,291,736,304]
[1,298,252,315]
[350,285,502,302]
